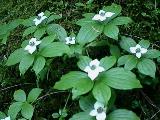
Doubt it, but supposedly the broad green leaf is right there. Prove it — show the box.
[83,13,95,18]
[104,24,119,40]
[6,48,25,66]
[47,14,62,23]
[23,26,37,37]
[54,71,89,90]
[79,95,95,111]
[103,3,122,19]
[21,103,34,119]
[92,82,111,105]
[33,56,46,75]
[0,111,6,119]
[144,49,160,58]
[47,24,67,41]
[138,40,150,49]
[124,55,138,70]
[137,58,156,78]
[19,54,34,75]
[34,27,46,39]
[8,102,23,120]
[108,109,140,120]
[77,23,103,45]
[27,88,43,103]
[117,55,131,66]
[8,19,23,30]
[72,77,93,99]
[76,18,94,26]
[100,56,116,70]
[40,42,70,57]
[14,89,26,102]
[101,67,142,90]
[111,17,132,25]
[120,36,137,52]
[39,35,56,49]
[110,45,121,58]
[77,56,92,71]
[70,112,93,120]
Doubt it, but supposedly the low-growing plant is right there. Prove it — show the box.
[1,2,160,120]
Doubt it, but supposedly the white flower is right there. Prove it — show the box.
[65,37,76,45]
[33,12,47,26]
[24,38,41,54]
[92,10,115,21]
[90,102,107,120]
[1,116,11,120]
[130,44,148,58]
[84,59,105,80]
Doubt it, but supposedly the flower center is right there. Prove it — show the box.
[37,16,42,20]
[29,41,36,46]
[97,107,104,113]
[136,48,141,53]
[100,12,105,16]
[69,37,73,41]
[90,65,97,70]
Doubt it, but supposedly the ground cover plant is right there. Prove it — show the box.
[0,0,160,120]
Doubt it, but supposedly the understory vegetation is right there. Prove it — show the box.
[0,0,160,120]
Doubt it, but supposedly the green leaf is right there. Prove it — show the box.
[47,14,62,23]
[138,40,150,49]
[101,67,142,90]
[100,56,116,70]
[23,26,37,37]
[77,56,92,71]
[6,48,25,66]
[77,23,103,45]
[21,103,34,119]
[144,49,160,58]
[34,27,46,39]
[70,112,93,120]
[117,55,131,66]
[104,24,119,40]
[14,89,26,102]
[72,76,93,99]
[0,111,6,119]
[124,55,138,70]
[54,71,89,90]
[47,24,67,41]
[40,42,70,57]
[108,109,140,120]
[92,82,111,105]
[33,56,46,75]
[111,17,132,25]
[76,18,94,26]
[120,36,137,52]
[103,3,122,18]
[110,45,121,58]
[27,88,43,103]
[79,95,95,111]
[8,102,23,120]
[137,58,156,78]
[19,54,34,75]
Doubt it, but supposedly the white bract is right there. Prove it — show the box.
[92,10,115,21]
[24,38,41,54]
[90,101,107,120]
[33,12,47,26]
[84,59,105,80]
[65,37,76,45]
[130,44,147,58]
[1,116,11,120]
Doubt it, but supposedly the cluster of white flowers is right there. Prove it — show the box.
[92,10,115,21]
[65,37,76,45]
[24,38,41,54]
[130,44,147,58]
[84,59,105,80]
[90,102,107,120]
[1,116,10,120]
[33,12,47,26]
